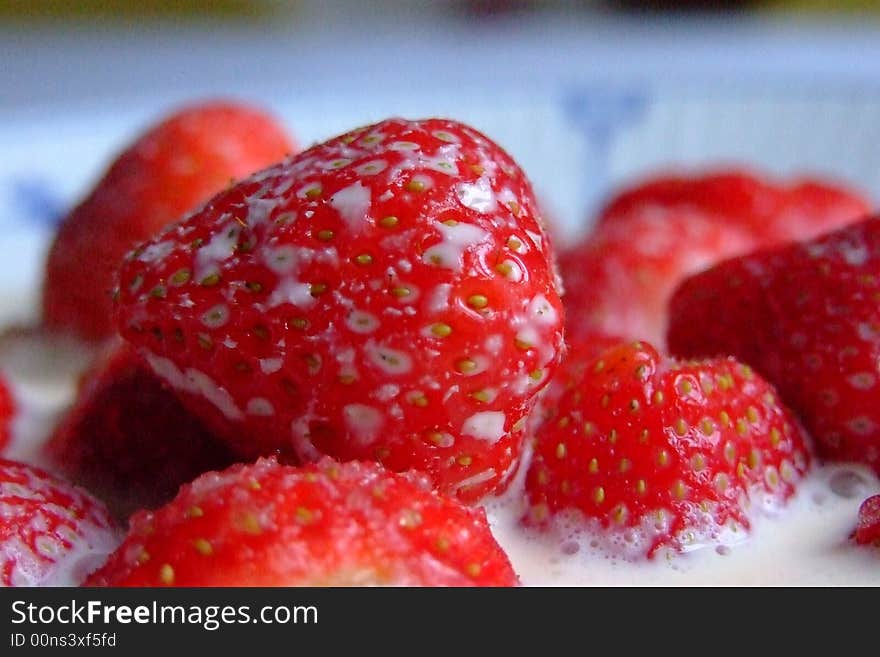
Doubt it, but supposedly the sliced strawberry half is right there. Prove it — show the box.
[86,458,518,586]
[43,100,296,341]
[525,340,811,558]
[563,169,869,349]
[45,343,237,518]
[114,117,565,502]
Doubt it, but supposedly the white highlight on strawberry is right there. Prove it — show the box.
[841,241,869,266]
[137,240,175,264]
[432,130,461,143]
[375,384,400,402]
[194,223,239,281]
[409,174,434,191]
[389,141,420,151]
[259,357,283,374]
[266,277,315,310]
[346,310,380,334]
[145,353,243,421]
[246,397,275,416]
[422,221,490,272]
[264,245,299,274]
[484,334,504,355]
[201,304,230,329]
[456,177,498,214]
[499,259,523,282]
[848,372,876,390]
[343,404,384,446]
[365,342,412,375]
[354,160,387,176]
[245,197,278,227]
[453,468,498,493]
[330,181,371,232]
[462,411,506,444]
[528,294,559,326]
[525,229,544,253]
[428,283,452,314]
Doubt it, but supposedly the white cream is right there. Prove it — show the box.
[485,461,880,586]
[330,181,371,233]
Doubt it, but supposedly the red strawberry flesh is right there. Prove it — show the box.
[114,117,565,502]
[43,101,296,340]
[525,340,811,557]
[86,457,518,586]
[668,216,880,474]
[45,344,237,518]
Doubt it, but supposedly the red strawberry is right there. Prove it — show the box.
[0,371,15,455]
[525,340,811,558]
[560,206,752,347]
[531,333,622,432]
[43,101,296,341]
[598,168,869,245]
[114,118,564,502]
[668,216,880,474]
[855,494,880,547]
[0,458,119,586]
[45,344,237,518]
[86,457,518,586]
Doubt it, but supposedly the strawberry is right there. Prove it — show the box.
[86,457,518,586]
[562,169,869,349]
[45,344,237,518]
[855,494,880,547]
[114,118,564,502]
[560,206,753,347]
[0,458,119,586]
[525,340,810,558]
[597,168,869,245]
[0,371,15,455]
[668,216,880,474]
[43,100,296,341]
[531,333,622,432]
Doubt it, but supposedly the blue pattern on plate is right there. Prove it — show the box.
[7,177,65,227]
[562,87,647,214]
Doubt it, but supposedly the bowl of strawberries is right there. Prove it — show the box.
[1,88,879,587]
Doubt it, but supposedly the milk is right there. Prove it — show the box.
[2,300,878,586]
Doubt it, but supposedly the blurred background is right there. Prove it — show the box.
[3,0,880,299]
[5,1,880,115]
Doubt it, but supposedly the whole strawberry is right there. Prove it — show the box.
[114,118,564,502]
[43,101,296,341]
[562,169,869,348]
[525,340,810,557]
[0,459,119,586]
[87,458,518,586]
[668,216,880,474]
[855,494,880,547]
[45,344,236,518]
[597,168,869,245]
[560,206,752,347]
[0,371,14,455]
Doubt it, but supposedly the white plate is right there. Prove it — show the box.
[3,83,879,322]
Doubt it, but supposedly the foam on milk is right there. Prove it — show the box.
[485,457,880,586]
